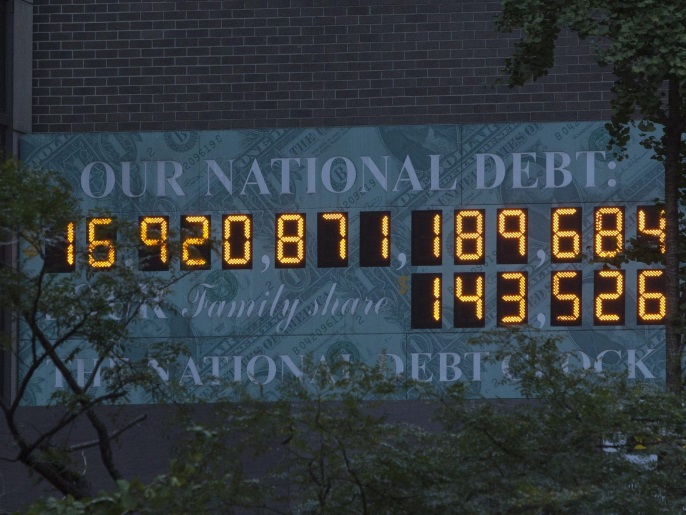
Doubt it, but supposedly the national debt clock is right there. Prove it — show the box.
[18,123,666,404]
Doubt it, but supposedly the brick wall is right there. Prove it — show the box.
[33,0,613,133]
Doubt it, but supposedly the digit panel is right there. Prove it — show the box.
[317,212,348,268]
[550,270,582,326]
[454,272,485,328]
[223,214,253,269]
[88,217,116,269]
[411,210,442,266]
[497,271,527,326]
[551,207,582,263]
[637,205,666,254]
[139,216,169,271]
[411,273,442,329]
[275,213,306,268]
[594,206,624,259]
[594,269,625,325]
[637,269,666,325]
[454,209,485,265]
[44,222,76,273]
[496,208,528,264]
[360,211,391,267]
[181,215,211,270]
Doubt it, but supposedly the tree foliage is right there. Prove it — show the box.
[498,0,686,391]
[5,156,683,511]
[26,332,686,513]
[0,158,183,499]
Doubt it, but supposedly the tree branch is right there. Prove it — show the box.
[69,414,146,452]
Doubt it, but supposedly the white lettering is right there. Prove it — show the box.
[512,152,538,188]
[627,348,656,379]
[544,152,572,188]
[271,157,301,194]
[360,155,389,191]
[247,355,276,385]
[121,161,149,197]
[594,349,622,373]
[180,357,202,385]
[465,351,488,381]
[411,353,433,382]
[205,159,234,195]
[81,162,115,198]
[156,161,185,196]
[439,353,462,381]
[576,150,605,187]
[203,356,228,385]
[322,156,356,193]
[475,153,505,189]
[393,155,422,191]
[241,160,270,195]
[430,154,457,191]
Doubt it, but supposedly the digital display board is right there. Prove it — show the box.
[18,123,666,403]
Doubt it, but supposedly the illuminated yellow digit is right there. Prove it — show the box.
[88,218,115,268]
[322,213,347,260]
[594,207,624,258]
[552,271,580,322]
[277,213,305,265]
[223,215,252,266]
[432,276,441,322]
[455,274,484,321]
[501,272,526,323]
[455,210,484,262]
[638,207,666,253]
[182,215,210,267]
[552,208,580,260]
[638,270,666,322]
[381,214,390,260]
[66,222,76,266]
[498,209,526,257]
[432,213,441,259]
[140,217,169,264]
[595,270,623,322]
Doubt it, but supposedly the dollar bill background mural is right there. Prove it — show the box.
[17,122,665,404]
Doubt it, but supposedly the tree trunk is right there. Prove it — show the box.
[663,77,684,392]
[23,454,93,499]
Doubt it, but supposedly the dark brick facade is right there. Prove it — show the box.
[33,0,613,133]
